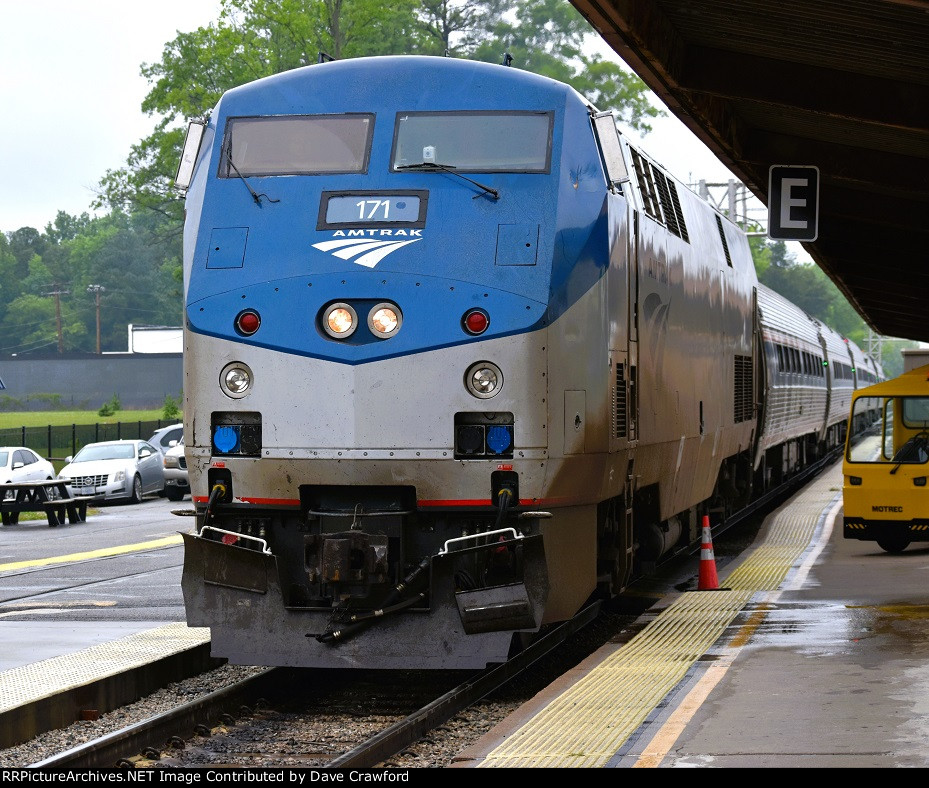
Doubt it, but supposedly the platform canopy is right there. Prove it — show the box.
[572,0,929,343]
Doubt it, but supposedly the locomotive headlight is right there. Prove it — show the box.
[323,303,358,339]
[220,361,254,399]
[465,361,503,399]
[368,303,402,338]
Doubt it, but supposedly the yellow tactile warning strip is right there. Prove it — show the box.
[477,463,842,768]
[0,622,208,714]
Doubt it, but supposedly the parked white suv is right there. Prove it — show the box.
[162,438,190,501]
[148,423,183,455]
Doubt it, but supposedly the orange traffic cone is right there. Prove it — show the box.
[698,515,720,591]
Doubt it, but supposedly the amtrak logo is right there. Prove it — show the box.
[312,229,423,269]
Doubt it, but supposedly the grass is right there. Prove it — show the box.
[0,410,175,430]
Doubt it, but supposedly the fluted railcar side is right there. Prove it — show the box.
[848,341,883,389]
[819,322,857,451]
[754,283,829,487]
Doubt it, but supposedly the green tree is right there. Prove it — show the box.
[94,0,660,223]
[0,233,18,328]
[0,294,62,355]
[95,0,431,224]
[467,0,660,131]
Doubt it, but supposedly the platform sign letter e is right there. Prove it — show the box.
[768,165,819,242]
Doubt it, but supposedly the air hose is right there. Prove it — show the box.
[314,490,515,645]
[494,487,514,528]
[314,555,432,644]
[201,482,226,533]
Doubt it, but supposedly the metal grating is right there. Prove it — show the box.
[734,354,753,422]
[613,363,627,439]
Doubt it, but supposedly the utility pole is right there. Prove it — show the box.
[46,288,69,353]
[87,284,106,354]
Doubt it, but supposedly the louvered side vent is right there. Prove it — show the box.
[613,363,627,438]
[629,148,662,222]
[715,214,732,267]
[654,171,681,238]
[734,355,753,422]
[668,181,689,242]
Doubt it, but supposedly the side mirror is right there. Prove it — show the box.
[12,461,23,470]
[175,120,207,190]
[65,456,73,463]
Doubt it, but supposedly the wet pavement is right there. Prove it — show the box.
[658,503,929,767]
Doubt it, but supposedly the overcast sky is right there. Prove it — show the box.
[1,0,222,233]
[2,1,777,249]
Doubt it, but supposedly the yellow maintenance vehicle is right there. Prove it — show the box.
[843,362,929,553]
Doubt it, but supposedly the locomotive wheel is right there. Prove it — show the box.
[876,536,910,554]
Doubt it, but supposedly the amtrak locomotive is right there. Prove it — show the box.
[174,55,881,669]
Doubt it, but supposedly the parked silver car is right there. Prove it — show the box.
[0,446,55,485]
[58,440,165,504]
[162,438,190,501]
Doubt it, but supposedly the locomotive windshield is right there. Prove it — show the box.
[219,114,374,176]
[390,111,552,172]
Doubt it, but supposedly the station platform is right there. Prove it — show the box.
[0,622,212,750]
[454,459,929,768]
[0,620,177,673]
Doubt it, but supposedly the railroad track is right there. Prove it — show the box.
[30,603,604,769]
[13,492,781,769]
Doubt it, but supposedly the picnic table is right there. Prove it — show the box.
[0,480,93,527]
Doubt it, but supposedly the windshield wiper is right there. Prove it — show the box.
[396,162,499,200]
[225,150,280,206]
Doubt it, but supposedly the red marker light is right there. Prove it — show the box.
[463,309,489,335]
[236,310,261,335]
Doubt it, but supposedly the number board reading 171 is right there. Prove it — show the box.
[318,191,429,230]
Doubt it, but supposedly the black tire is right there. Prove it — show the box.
[877,536,910,554]
[165,487,184,502]
[129,475,143,504]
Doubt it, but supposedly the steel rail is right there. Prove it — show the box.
[29,668,280,769]
[326,600,602,768]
